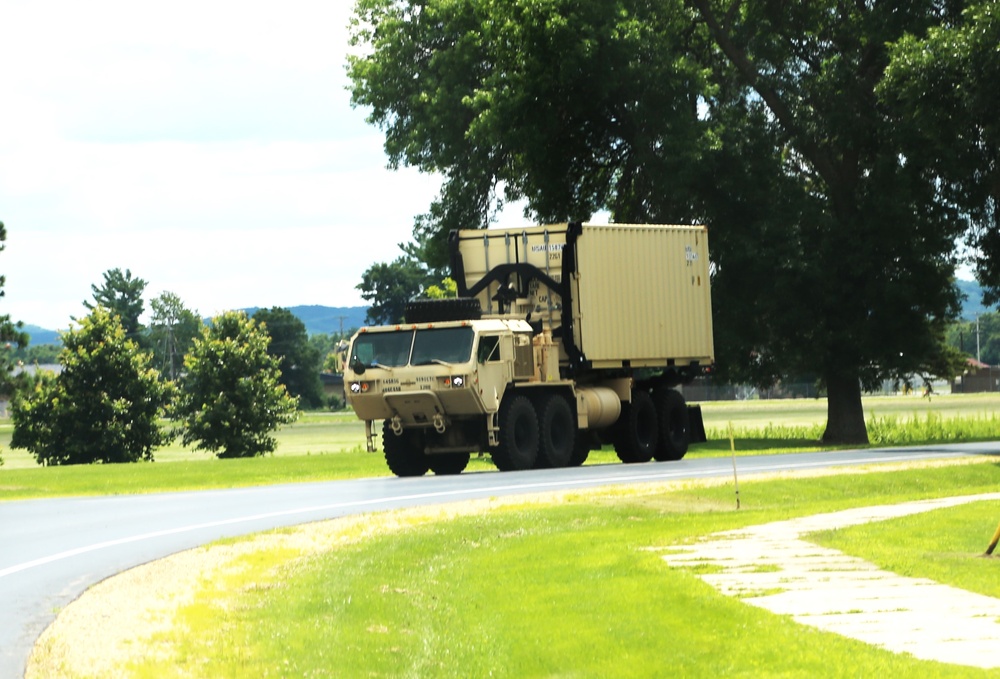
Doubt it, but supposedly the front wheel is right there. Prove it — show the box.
[382,421,430,477]
[428,452,471,475]
[491,395,539,471]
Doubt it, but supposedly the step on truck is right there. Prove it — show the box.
[344,222,715,476]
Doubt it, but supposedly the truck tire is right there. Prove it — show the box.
[428,452,471,475]
[614,390,657,463]
[491,395,539,471]
[536,393,575,468]
[569,431,598,467]
[382,421,430,477]
[653,388,690,461]
[404,297,482,323]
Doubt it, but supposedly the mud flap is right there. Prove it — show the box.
[688,405,707,443]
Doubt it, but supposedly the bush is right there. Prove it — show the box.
[11,307,171,465]
[174,311,299,458]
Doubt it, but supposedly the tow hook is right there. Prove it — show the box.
[391,416,403,435]
[433,413,446,433]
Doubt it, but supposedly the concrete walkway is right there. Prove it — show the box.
[661,493,1000,668]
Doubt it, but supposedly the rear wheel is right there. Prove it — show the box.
[569,431,597,466]
[382,421,429,477]
[491,395,539,471]
[428,452,471,475]
[537,394,575,468]
[653,388,690,461]
[614,390,657,463]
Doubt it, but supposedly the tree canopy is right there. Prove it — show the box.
[0,221,29,391]
[149,291,203,381]
[880,2,1000,303]
[348,0,980,443]
[357,253,440,325]
[84,268,148,344]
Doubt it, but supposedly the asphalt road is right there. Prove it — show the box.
[2,444,997,678]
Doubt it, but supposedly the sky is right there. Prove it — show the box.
[0,0,530,330]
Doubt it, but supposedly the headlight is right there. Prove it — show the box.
[350,382,370,394]
[444,375,466,388]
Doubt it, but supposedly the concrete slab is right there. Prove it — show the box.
[661,492,1000,668]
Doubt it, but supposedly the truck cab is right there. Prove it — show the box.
[345,318,534,459]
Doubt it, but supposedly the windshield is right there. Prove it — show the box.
[410,327,475,365]
[350,332,413,368]
[351,326,475,368]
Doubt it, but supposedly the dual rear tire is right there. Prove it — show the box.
[615,388,690,463]
[614,390,658,463]
[653,388,690,461]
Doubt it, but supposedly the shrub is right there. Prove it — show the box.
[11,307,171,465]
[174,311,299,458]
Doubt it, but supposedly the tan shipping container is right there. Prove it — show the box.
[452,223,714,370]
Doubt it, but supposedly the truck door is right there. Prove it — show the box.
[475,334,510,412]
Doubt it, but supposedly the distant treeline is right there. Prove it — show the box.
[20,305,370,347]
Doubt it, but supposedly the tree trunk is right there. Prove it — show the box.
[822,374,869,445]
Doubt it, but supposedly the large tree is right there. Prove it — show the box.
[686,1,967,442]
[349,0,968,443]
[174,311,298,458]
[252,307,324,409]
[11,307,171,465]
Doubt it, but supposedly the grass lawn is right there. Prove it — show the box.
[3,392,1000,500]
[99,461,1000,678]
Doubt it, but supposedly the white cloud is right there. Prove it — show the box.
[0,0,448,330]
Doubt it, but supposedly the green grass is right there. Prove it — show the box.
[120,462,1000,678]
[812,500,1000,598]
[703,392,1000,444]
[4,393,1000,501]
[699,391,1000,428]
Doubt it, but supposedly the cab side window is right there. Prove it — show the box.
[478,335,500,363]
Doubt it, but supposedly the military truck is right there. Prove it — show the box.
[344,222,714,476]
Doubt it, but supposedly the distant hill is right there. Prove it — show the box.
[22,324,61,346]
[240,305,369,337]
[955,279,988,321]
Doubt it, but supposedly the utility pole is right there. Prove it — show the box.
[977,316,981,363]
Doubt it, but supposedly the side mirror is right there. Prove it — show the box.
[352,359,366,375]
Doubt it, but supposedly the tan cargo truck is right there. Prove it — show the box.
[344,222,715,476]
